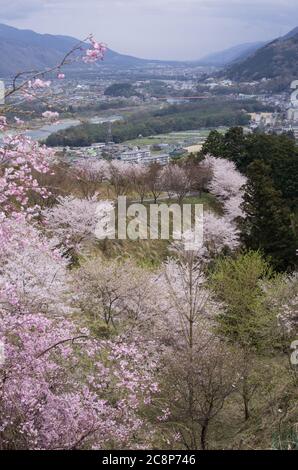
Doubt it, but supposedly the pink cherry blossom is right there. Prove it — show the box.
[42,196,114,255]
[0,310,159,449]
[83,37,107,63]
[205,155,247,220]
[29,79,51,89]
[0,134,54,216]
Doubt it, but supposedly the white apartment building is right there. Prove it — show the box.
[141,153,170,166]
[119,146,169,165]
[120,146,151,163]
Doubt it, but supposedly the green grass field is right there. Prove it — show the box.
[124,128,228,147]
[96,193,222,268]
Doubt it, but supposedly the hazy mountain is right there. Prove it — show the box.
[282,26,298,40]
[226,26,298,82]
[0,23,149,76]
[197,41,266,66]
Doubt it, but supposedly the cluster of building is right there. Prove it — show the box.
[119,146,169,165]
[248,96,298,140]
[205,78,234,89]
[57,130,207,166]
[249,112,279,129]
[60,143,171,166]
[44,75,202,111]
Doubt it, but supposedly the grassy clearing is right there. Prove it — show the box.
[93,193,221,268]
[124,128,228,147]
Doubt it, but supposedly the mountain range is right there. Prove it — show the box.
[225,27,298,82]
[0,22,297,83]
[0,23,151,76]
[197,41,267,66]
[0,22,268,77]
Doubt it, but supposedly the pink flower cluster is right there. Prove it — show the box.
[0,33,167,451]
[0,188,159,450]
[0,214,69,315]
[83,37,107,64]
[0,208,159,448]
[0,311,158,449]
[28,79,51,89]
[0,134,54,215]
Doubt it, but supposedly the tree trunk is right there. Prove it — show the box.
[244,396,250,421]
[242,364,250,421]
[200,422,208,450]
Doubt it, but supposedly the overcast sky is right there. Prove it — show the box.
[0,0,297,60]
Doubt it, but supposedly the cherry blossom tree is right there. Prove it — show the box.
[265,272,298,337]
[107,161,134,197]
[206,155,246,200]
[203,211,240,255]
[130,164,149,203]
[72,258,160,332]
[73,159,110,198]
[0,214,70,315]
[149,241,239,449]
[42,196,114,256]
[171,209,240,262]
[41,111,60,122]
[3,35,106,116]
[159,165,190,203]
[146,163,163,203]
[205,155,247,220]
[159,332,239,450]
[0,132,54,216]
[1,34,106,219]
[0,313,159,449]
[2,36,163,452]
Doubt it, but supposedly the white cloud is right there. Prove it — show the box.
[0,0,44,19]
[1,0,297,18]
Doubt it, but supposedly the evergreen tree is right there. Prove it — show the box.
[202,129,298,209]
[201,130,224,157]
[240,160,297,271]
[222,126,246,166]
[244,134,298,207]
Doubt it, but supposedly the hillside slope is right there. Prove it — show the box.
[0,23,148,76]
[198,41,265,66]
[226,27,298,82]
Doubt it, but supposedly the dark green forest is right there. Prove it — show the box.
[45,99,265,147]
[202,128,298,270]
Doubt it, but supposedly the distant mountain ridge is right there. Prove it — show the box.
[0,23,153,76]
[1,22,296,81]
[282,26,298,40]
[225,26,298,82]
[197,41,266,66]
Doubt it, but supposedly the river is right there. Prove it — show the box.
[0,114,123,143]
